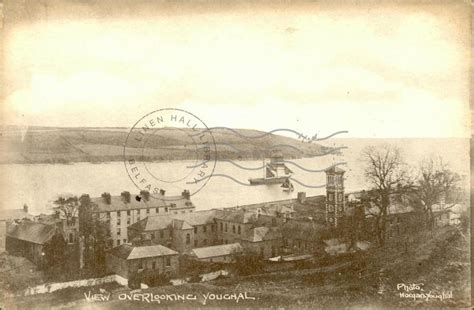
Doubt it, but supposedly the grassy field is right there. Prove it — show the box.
[3,225,469,309]
[0,126,327,164]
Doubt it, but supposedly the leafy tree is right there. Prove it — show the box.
[43,231,67,272]
[53,195,79,225]
[233,252,263,276]
[78,194,111,275]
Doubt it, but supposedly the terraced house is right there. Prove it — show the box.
[89,190,195,247]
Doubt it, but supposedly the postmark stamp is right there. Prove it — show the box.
[123,108,217,200]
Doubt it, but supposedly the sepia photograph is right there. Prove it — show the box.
[0,0,471,309]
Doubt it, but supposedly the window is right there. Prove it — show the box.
[117,239,120,245]
[151,233,155,240]
[225,224,228,232]
[123,239,126,244]
[139,260,143,269]
[127,210,131,216]
[69,233,74,243]
[194,240,198,247]
[160,230,164,238]
[220,223,223,231]
[203,226,207,233]
[260,247,264,256]
[194,227,197,234]
[156,207,159,213]
[117,218,121,226]
[146,209,150,214]
[397,217,401,224]
[328,193,334,201]
[165,207,169,212]
[204,239,207,245]
[186,234,190,244]
[232,225,235,233]
[117,228,121,236]
[338,193,342,202]
[272,218,276,226]
[211,225,215,232]
[152,261,156,269]
[127,218,130,225]
[238,226,241,235]
[165,257,171,267]
[224,239,228,244]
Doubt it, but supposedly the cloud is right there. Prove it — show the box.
[2,4,469,138]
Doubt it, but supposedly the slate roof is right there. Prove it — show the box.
[6,221,57,244]
[217,210,256,224]
[0,209,32,221]
[190,243,242,259]
[241,226,282,242]
[108,244,178,260]
[128,210,217,232]
[90,194,193,213]
[233,195,326,213]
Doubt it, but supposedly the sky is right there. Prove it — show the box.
[1,0,471,138]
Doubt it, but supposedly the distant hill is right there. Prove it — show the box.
[0,126,328,164]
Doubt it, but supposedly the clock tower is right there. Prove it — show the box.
[325,166,345,227]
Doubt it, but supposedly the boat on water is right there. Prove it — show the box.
[248,151,293,185]
[281,178,294,192]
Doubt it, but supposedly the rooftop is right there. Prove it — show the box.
[108,244,178,260]
[128,210,218,232]
[241,226,282,242]
[190,242,242,259]
[6,221,57,245]
[90,194,193,213]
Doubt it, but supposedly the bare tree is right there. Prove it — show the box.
[361,145,410,246]
[414,157,461,230]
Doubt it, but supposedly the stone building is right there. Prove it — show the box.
[89,190,195,247]
[127,210,218,251]
[5,220,60,267]
[106,244,179,279]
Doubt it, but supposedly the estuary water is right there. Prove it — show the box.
[0,138,468,215]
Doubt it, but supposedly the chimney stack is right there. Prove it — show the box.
[297,192,306,204]
[121,191,131,203]
[181,189,190,200]
[140,190,150,201]
[23,204,28,213]
[160,189,166,196]
[101,192,111,204]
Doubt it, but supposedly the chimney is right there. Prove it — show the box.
[101,192,111,204]
[121,191,131,203]
[297,192,306,204]
[181,189,190,200]
[159,189,166,196]
[23,204,28,213]
[257,208,262,218]
[140,190,150,201]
